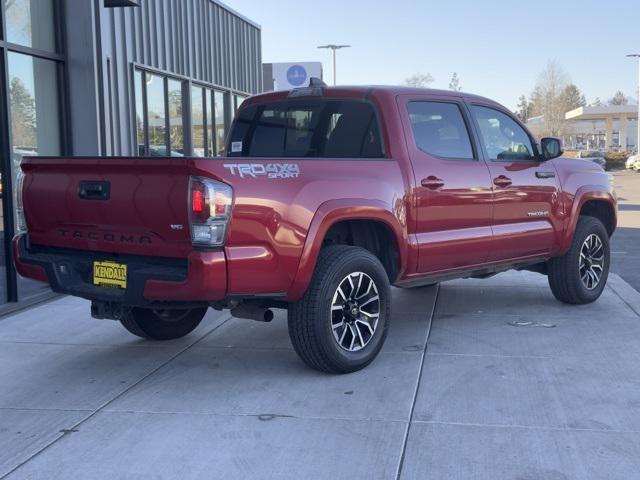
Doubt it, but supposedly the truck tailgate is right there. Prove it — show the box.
[21,157,206,258]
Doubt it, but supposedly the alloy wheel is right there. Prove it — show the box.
[579,233,605,290]
[330,272,381,352]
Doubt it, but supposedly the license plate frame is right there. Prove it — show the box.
[93,261,127,289]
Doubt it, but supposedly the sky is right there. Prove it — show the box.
[223,0,639,110]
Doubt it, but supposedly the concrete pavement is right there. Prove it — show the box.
[1,270,640,479]
[611,169,640,291]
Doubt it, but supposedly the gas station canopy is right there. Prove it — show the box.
[565,105,638,149]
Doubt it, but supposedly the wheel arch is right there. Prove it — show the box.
[286,199,408,301]
[560,187,617,255]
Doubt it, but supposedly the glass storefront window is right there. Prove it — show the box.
[191,87,205,157]
[234,94,243,113]
[206,89,214,157]
[214,91,226,156]
[4,0,57,52]
[7,51,60,300]
[8,52,60,161]
[167,79,184,155]
[135,70,237,158]
[146,73,166,156]
[136,69,189,158]
[134,70,145,155]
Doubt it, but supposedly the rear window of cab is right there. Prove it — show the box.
[227,99,384,158]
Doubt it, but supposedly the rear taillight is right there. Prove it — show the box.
[188,176,233,246]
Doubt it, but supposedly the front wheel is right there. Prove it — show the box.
[288,245,391,374]
[548,216,610,304]
[120,307,207,340]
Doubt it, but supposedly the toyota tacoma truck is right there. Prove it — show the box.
[14,81,617,373]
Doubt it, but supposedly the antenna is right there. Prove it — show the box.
[309,77,327,88]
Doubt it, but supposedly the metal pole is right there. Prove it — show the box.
[318,45,350,87]
[333,49,337,86]
[637,58,639,152]
[628,54,640,153]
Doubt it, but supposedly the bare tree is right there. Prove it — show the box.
[9,77,36,148]
[5,0,28,39]
[403,73,434,88]
[529,61,570,137]
[448,72,461,91]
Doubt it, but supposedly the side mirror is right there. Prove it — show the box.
[540,137,563,160]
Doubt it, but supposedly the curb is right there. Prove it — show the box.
[608,273,640,318]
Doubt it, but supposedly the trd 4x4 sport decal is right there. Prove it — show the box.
[223,163,301,179]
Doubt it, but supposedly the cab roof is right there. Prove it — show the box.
[244,85,505,110]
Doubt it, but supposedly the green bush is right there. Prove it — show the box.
[605,151,629,170]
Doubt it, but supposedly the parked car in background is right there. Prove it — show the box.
[577,150,607,169]
[626,154,640,170]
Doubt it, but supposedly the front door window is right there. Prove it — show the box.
[470,105,537,161]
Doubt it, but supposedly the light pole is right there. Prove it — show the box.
[626,53,640,153]
[317,44,351,86]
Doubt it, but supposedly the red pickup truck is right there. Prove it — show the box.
[14,82,616,373]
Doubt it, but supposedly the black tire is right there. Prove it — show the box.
[548,216,610,304]
[120,307,207,340]
[288,245,391,374]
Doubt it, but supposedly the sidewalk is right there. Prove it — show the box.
[1,271,639,479]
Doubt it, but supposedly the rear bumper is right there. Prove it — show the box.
[13,235,227,306]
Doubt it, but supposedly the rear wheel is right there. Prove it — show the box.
[120,307,207,340]
[548,216,610,304]
[288,245,391,374]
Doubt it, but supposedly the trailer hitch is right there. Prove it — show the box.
[91,301,131,320]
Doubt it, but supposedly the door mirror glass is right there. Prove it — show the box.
[541,137,563,160]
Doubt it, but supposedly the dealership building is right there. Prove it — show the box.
[0,0,262,310]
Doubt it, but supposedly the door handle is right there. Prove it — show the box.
[421,176,445,190]
[535,171,556,179]
[493,175,512,188]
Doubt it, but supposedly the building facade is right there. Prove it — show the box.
[563,105,638,151]
[527,105,639,152]
[0,0,262,310]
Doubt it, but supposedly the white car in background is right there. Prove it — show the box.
[626,154,640,170]
[576,150,607,169]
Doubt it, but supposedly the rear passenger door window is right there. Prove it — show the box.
[323,102,382,157]
[470,105,537,161]
[407,101,474,160]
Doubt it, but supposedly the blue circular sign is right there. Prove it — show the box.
[287,65,307,87]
